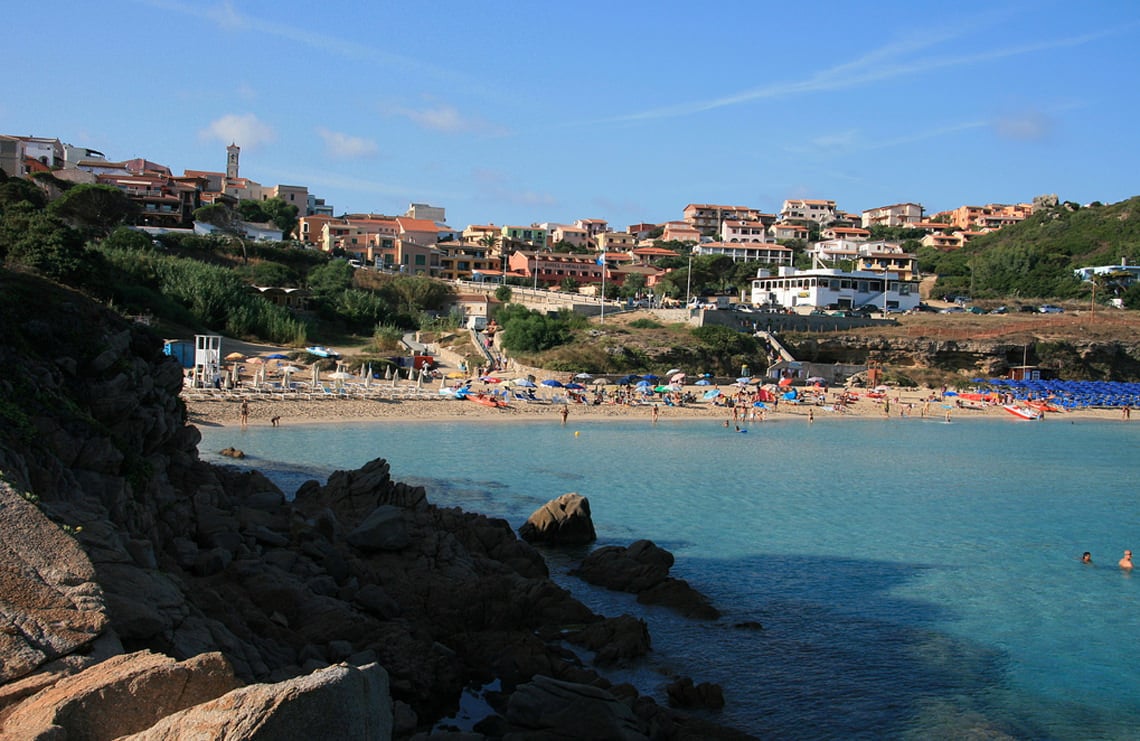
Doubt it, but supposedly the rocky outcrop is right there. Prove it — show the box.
[506,674,646,740]
[572,540,722,620]
[1,651,239,740]
[119,661,391,740]
[518,492,597,545]
[0,481,106,684]
[666,675,726,710]
[0,272,751,739]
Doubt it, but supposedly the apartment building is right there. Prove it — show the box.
[682,204,759,235]
[721,220,772,243]
[596,231,636,252]
[661,221,702,244]
[820,226,870,241]
[861,202,923,229]
[501,225,548,249]
[693,241,794,265]
[770,222,810,241]
[779,198,837,224]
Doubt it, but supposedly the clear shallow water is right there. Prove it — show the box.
[200,416,1140,739]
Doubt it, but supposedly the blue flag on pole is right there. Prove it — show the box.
[596,252,606,266]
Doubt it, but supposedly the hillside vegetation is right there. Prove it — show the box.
[923,196,1140,301]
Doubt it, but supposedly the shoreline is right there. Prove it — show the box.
[184,387,1128,429]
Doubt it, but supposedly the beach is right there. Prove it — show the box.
[183,383,1124,428]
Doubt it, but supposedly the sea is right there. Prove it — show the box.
[199,415,1140,740]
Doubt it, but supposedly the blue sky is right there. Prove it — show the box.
[4,1,1137,230]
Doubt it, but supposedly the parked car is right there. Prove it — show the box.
[1018,305,1038,313]
[966,306,986,314]
[1038,304,1064,314]
[940,306,966,314]
[989,305,1008,314]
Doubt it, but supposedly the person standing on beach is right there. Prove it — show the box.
[1119,550,1133,570]
[240,400,249,427]
[560,404,568,425]
[652,404,659,424]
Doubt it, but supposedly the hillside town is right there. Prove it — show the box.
[0,132,1077,314]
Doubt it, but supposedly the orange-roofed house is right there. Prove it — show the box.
[779,198,837,224]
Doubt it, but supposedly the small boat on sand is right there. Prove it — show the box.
[306,346,340,359]
[1002,404,1042,420]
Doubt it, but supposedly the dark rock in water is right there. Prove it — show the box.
[564,614,651,665]
[507,674,646,739]
[666,675,726,710]
[518,492,597,545]
[219,447,245,459]
[572,539,721,619]
[734,620,764,631]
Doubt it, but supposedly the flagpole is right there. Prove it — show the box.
[599,249,606,324]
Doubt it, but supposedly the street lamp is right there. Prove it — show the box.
[685,251,693,306]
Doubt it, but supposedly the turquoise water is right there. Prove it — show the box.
[200,416,1140,739]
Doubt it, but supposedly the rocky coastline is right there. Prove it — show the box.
[0,273,754,737]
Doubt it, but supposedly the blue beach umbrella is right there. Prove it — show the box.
[695,379,711,386]
[541,379,563,387]
[703,389,722,399]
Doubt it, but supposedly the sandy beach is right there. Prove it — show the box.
[183,382,1125,428]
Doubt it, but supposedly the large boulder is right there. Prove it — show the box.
[118,662,392,740]
[518,492,596,545]
[0,481,107,684]
[572,540,721,620]
[347,504,410,551]
[0,651,239,740]
[507,674,647,740]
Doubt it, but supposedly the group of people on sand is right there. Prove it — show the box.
[1081,550,1133,569]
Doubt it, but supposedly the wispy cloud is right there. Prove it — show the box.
[612,22,1125,124]
[199,113,276,148]
[316,128,380,159]
[472,169,558,209]
[136,0,470,86]
[384,100,510,137]
[993,110,1052,142]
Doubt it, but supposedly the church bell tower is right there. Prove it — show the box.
[226,143,240,179]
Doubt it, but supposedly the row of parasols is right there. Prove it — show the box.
[969,378,1140,409]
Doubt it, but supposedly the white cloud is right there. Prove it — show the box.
[199,113,276,148]
[316,128,379,159]
[994,111,1052,142]
[386,101,509,137]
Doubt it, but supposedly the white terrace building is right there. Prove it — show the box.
[751,266,920,313]
[694,241,793,265]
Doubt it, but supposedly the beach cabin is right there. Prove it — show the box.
[1009,365,1042,381]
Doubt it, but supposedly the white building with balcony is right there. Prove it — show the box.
[751,266,920,312]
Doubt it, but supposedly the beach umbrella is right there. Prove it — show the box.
[541,379,563,387]
[266,353,288,360]
[665,368,682,376]
[311,363,320,387]
[635,379,652,388]
[384,365,392,380]
[446,371,467,379]
[703,388,722,400]
[695,379,711,386]
[565,382,585,390]
[246,356,264,365]
[778,377,794,387]
[574,372,594,379]
[737,376,753,384]
[653,385,672,393]
[591,377,609,385]
[642,374,659,382]
[481,376,501,383]
[225,351,245,361]
[670,372,686,384]
[513,378,536,388]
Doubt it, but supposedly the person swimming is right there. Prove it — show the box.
[1119,550,1133,569]
[1081,552,1092,564]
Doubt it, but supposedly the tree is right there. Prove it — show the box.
[194,203,248,261]
[48,184,139,236]
[560,276,580,292]
[619,273,647,299]
[0,202,86,280]
[494,285,512,303]
[306,259,355,300]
